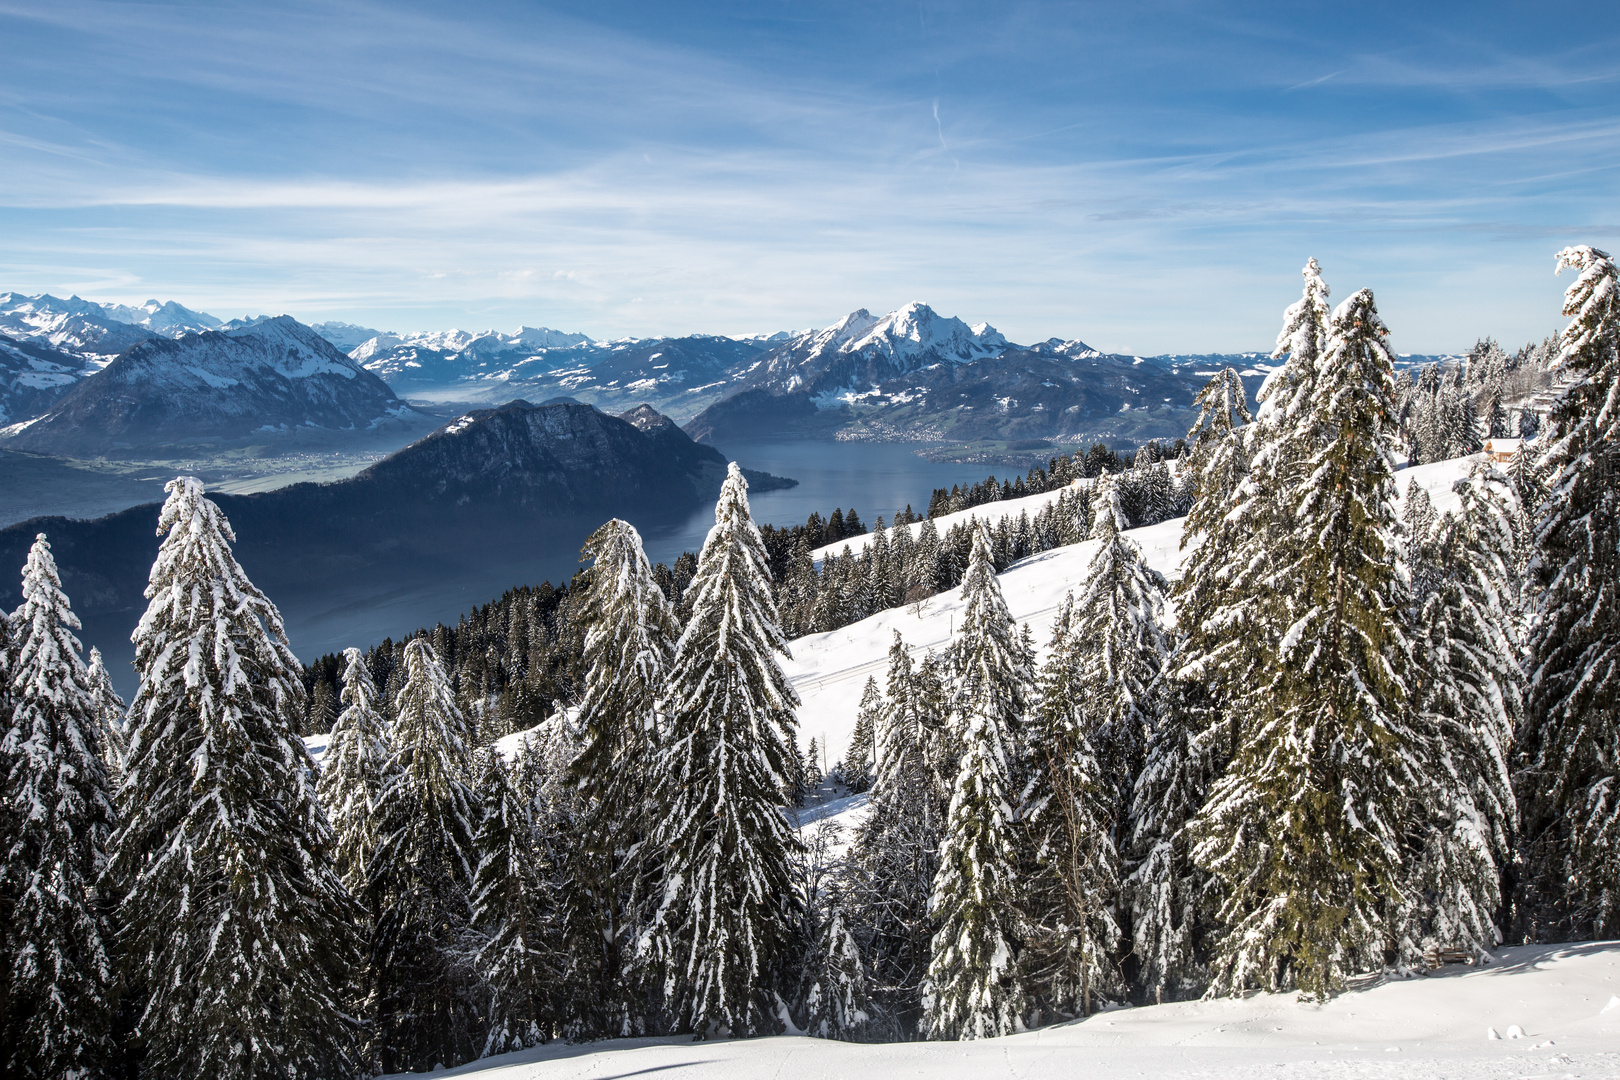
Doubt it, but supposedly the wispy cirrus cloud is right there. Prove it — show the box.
[0,0,1615,352]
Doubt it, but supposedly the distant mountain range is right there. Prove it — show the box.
[0,290,1465,455]
[1,316,421,455]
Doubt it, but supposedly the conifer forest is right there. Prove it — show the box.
[5,248,1620,1078]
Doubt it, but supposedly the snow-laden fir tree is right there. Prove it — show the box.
[1018,593,1121,1021]
[925,520,1031,1039]
[1401,465,1520,960]
[108,478,359,1079]
[803,908,874,1041]
[844,635,948,1034]
[368,635,480,1072]
[84,647,127,782]
[469,749,554,1055]
[2,535,118,1079]
[1174,366,1253,691]
[1127,666,1218,1004]
[843,676,880,793]
[1190,261,1331,761]
[802,737,826,798]
[1521,245,1620,937]
[569,518,678,1033]
[1073,473,1170,818]
[644,463,804,1036]
[1132,370,1252,1004]
[1193,288,1417,999]
[318,646,393,895]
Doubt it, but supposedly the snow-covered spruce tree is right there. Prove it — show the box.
[1188,261,1331,769]
[1127,667,1219,1004]
[844,635,948,1035]
[319,646,394,895]
[925,520,1031,1039]
[844,676,880,793]
[2,535,118,1079]
[368,635,480,1072]
[84,647,128,781]
[1173,366,1253,687]
[1019,593,1121,1021]
[1521,245,1620,938]
[1131,373,1250,1005]
[569,518,678,1034]
[644,463,804,1037]
[1401,465,1520,960]
[469,749,554,1055]
[1192,288,1417,999]
[1073,473,1170,819]
[108,478,359,1079]
[803,908,875,1041]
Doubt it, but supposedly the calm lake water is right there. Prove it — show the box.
[641,439,1003,567]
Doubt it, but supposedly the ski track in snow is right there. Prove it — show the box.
[392,941,1620,1079]
[789,454,1478,764]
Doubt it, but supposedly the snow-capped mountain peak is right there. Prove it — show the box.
[843,301,1010,364]
[223,314,365,379]
[101,298,222,335]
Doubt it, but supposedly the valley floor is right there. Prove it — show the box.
[390,941,1620,1078]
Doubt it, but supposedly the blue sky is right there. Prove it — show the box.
[1,0,1616,352]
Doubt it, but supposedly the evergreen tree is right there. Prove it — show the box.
[1403,465,1520,959]
[1019,594,1121,1021]
[469,750,554,1055]
[84,646,128,781]
[845,635,947,1034]
[644,463,804,1036]
[318,646,393,895]
[368,635,480,1072]
[1174,367,1253,687]
[1521,245,1620,937]
[569,518,678,1033]
[803,737,825,795]
[1073,473,1170,819]
[802,909,874,1041]
[925,521,1030,1039]
[108,478,359,1079]
[1190,260,1330,760]
[2,534,117,1079]
[1193,288,1417,998]
[1138,366,1252,1003]
[844,676,880,793]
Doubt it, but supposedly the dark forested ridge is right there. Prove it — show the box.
[0,400,794,686]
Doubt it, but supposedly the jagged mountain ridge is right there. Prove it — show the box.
[1,316,415,455]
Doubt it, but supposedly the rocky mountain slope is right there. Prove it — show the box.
[1,316,416,455]
[0,333,94,425]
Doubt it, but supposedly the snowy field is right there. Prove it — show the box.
[387,941,1620,1079]
[789,454,1480,764]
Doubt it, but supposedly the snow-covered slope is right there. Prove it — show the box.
[390,940,1620,1079]
[0,333,93,424]
[791,455,1478,763]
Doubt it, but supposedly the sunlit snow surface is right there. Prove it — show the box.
[390,941,1620,1078]
[792,453,1479,764]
